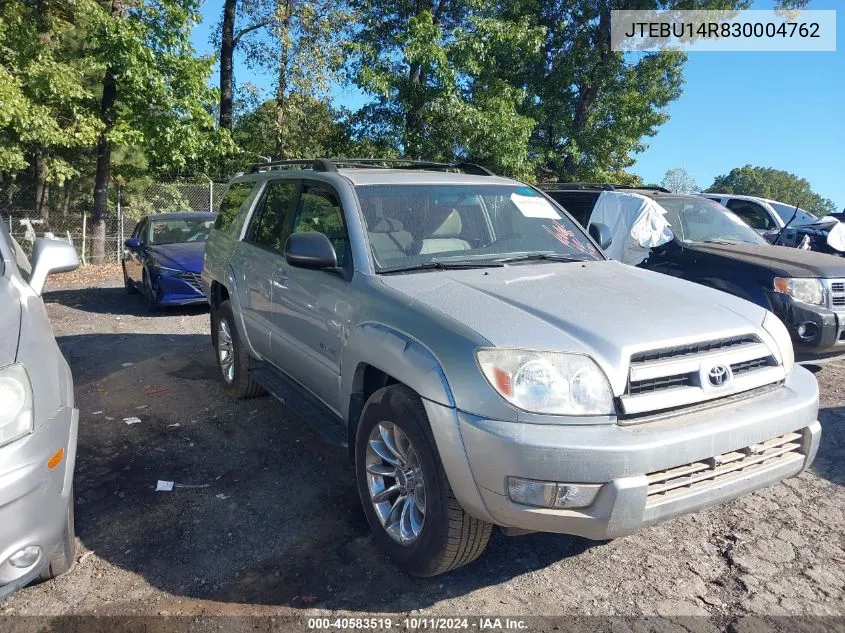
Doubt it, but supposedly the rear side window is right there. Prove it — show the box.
[215,181,257,232]
[292,185,349,266]
[725,199,776,231]
[245,181,298,252]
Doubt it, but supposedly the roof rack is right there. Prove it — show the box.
[248,158,495,176]
[539,182,671,193]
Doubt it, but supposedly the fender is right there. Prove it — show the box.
[217,263,262,360]
[341,322,495,523]
[342,323,455,422]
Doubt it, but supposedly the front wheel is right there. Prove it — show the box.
[143,270,159,312]
[123,264,139,294]
[355,385,492,576]
[210,300,263,399]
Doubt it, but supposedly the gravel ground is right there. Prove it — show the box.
[2,268,844,625]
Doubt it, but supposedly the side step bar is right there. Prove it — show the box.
[249,361,347,449]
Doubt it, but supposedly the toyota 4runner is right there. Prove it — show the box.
[202,159,821,577]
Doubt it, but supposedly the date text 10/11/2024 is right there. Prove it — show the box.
[307,617,529,630]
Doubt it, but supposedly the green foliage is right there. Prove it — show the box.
[350,0,544,179]
[0,0,102,179]
[661,167,698,194]
[706,165,836,216]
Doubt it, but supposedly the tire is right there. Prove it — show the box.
[123,264,139,294]
[355,385,492,577]
[211,300,263,399]
[143,270,159,312]
[39,492,76,581]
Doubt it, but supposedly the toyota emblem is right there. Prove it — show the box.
[707,365,731,387]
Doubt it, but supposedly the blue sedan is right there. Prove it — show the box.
[122,212,216,310]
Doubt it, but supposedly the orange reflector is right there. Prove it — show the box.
[47,448,64,470]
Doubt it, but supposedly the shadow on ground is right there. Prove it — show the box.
[44,285,208,319]
[815,405,845,488]
[67,332,595,612]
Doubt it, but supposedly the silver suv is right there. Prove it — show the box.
[202,159,821,576]
[0,224,79,597]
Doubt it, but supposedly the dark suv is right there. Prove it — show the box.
[543,183,845,356]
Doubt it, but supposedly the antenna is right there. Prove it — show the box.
[772,200,802,246]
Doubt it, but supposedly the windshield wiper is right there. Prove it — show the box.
[379,260,505,274]
[699,238,742,245]
[496,253,592,264]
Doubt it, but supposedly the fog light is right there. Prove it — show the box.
[507,477,600,509]
[796,322,818,340]
[9,545,41,568]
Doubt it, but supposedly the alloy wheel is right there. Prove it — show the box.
[365,421,427,545]
[217,318,235,383]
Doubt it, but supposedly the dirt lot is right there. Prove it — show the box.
[2,267,844,624]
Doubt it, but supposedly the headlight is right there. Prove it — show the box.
[476,349,614,415]
[762,311,794,375]
[773,277,824,306]
[0,364,34,447]
[153,266,182,277]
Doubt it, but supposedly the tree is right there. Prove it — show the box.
[661,167,698,194]
[0,0,102,216]
[706,165,836,216]
[350,0,543,178]
[216,0,278,131]
[87,0,230,263]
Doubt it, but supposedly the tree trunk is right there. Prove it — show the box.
[274,0,292,158]
[219,0,237,131]
[91,69,117,264]
[34,150,49,219]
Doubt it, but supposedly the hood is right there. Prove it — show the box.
[690,242,845,278]
[0,277,22,365]
[148,242,206,272]
[378,260,770,395]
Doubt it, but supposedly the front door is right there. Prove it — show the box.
[270,181,354,415]
[124,219,147,284]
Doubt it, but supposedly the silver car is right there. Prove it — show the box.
[0,224,79,597]
[203,159,821,576]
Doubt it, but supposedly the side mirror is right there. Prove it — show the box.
[589,223,613,251]
[285,232,337,270]
[124,237,141,249]
[29,237,79,296]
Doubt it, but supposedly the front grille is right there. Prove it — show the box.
[628,373,693,395]
[645,432,804,505]
[630,335,760,364]
[827,280,845,310]
[731,356,775,376]
[174,271,203,293]
[621,333,783,416]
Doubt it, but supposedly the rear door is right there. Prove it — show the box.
[230,179,299,359]
[269,181,355,414]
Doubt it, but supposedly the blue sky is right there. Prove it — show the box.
[191,0,844,208]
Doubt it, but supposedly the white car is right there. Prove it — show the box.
[701,193,817,235]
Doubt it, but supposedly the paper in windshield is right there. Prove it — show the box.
[511,193,562,219]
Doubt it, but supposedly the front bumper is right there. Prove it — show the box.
[152,271,207,306]
[434,366,819,540]
[769,292,845,354]
[0,406,77,597]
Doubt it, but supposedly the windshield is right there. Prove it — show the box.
[355,184,602,271]
[655,197,767,246]
[147,217,215,246]
[768,201,818,226]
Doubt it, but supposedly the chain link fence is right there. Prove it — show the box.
[1,179,229,263]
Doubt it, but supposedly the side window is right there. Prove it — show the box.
[292,185,349,266]
[245,181,298,252]
[134,220,148,244]
[215,181,255,232]
[725,200,775,230]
